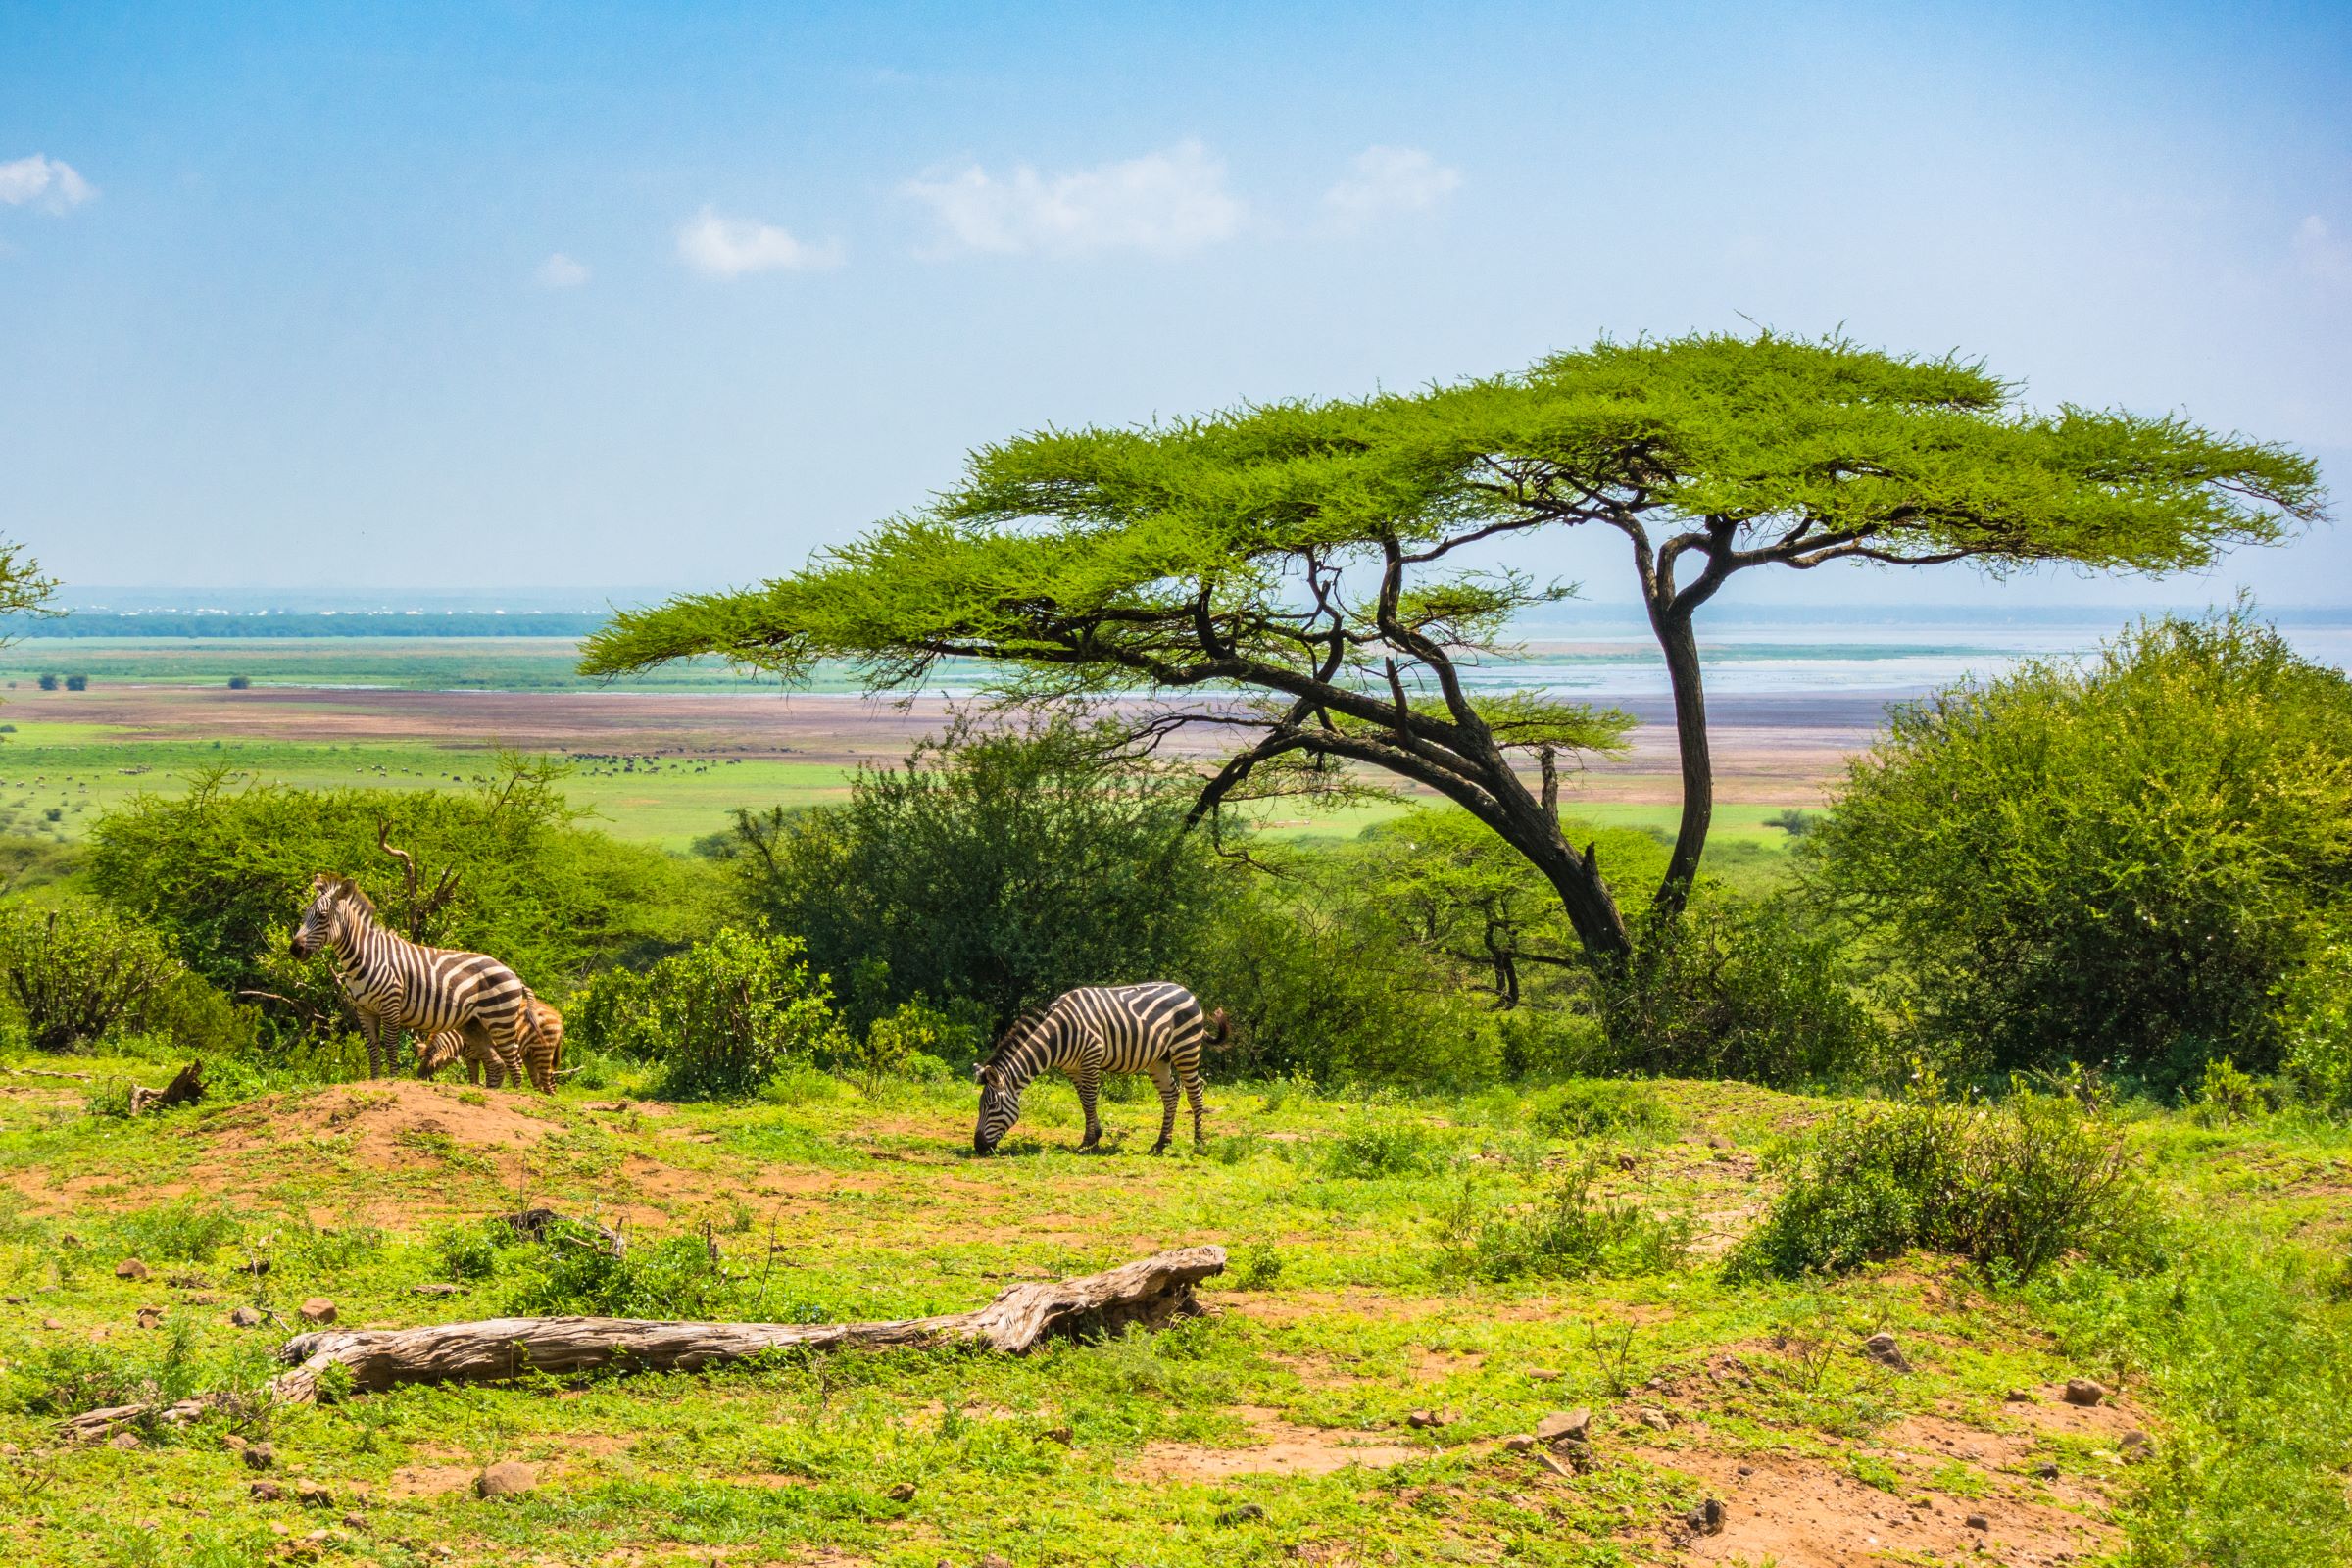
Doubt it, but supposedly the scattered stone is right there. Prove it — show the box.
[296,1482,333,1507]
[1216,1503,1268,1526]
[1684,1498,1725,1536]
[1615,1152,1638,1171]
[244,1442,276,1471]
[1705,1134,1732,1150]
[2063,1379,2109,1407]
[115,1258,150,1281]
[1535,1408,1593,1450]
[2,1294,24,1304]
[227,1305,263,1328]
[887,1481,917,1502]
[1966,1513,1990,1531]
[222,1434,248,1452]
[341,1512,366,1530]
[2034,1462,2059,1480]
[238,1258,270,1277]
[167,1272,208,1290]
[1533,1450,1575,1477]
[412,1283,465,1297]
[1638,1407,1673,1432]
[1524,1367,1562,1382]
[1736,1465,1753,1477]
[1861,1332,1913,1373]
[1501,1435,1536,1452]
[135,1306,165,1330]
[1042,1425,1073,1446]
[2119,1429,2151,1461]
[41,1317,65,1331]
[297,1298,337,1325]
[474,1461,536,1498]
[2004,1388,2035,1403]
[249,1481,284,1502]
[977,1556,1012,1568]
[108,1431,141,1452]
[1406,1407,1458,1430]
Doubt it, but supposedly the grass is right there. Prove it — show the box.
[2,1043,2346,1565]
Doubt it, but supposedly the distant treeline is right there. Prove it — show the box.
[1,612,611,639]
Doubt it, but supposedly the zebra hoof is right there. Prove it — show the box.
[1150,1141,1172,1156]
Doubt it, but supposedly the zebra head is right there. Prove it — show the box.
[973,1005,1050,1154]
[291,874,370,958]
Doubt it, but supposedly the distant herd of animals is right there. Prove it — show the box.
[291,873,1222,1152]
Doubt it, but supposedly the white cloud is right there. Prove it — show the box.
[676,209,845,277]
[0,154,96,213]
[2293,215,2351,285]
[533,252,591,288]
[903,139,1243,258]
[1322,146,1459,226]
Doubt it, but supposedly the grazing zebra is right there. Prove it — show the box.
[290,874,550,1090]
[417,995,564,1089]
[973,982,1226,1155]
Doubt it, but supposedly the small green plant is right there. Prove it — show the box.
[1321,1117,1448,1179]
[2190,1056,2268,1126]
[1230,1242,1286,1291]
[1584,1318,1642,1396]
[107,1201,243,1263]
[1435,1158,1691,1282]
[1528,1078,1677,1141]
[502,1218,735,1319]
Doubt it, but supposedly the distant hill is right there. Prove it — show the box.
[1,612,609,639]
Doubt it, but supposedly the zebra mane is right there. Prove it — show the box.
[321,874,378,921]
[980,1003,1055,1073]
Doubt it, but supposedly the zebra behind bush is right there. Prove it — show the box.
[290,873,551,1090]
[973,982,1224,1155]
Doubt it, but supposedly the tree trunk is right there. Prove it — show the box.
[1648,604,1713,919]
[60,1247,1225,1441]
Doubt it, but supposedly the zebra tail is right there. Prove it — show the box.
[1206,1006,1230,1047]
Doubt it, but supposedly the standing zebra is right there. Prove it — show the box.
[417,996,564,1089]
[973,982,1225,1155]
[290,874,550,1091]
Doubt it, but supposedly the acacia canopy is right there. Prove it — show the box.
[585,332,2323,965]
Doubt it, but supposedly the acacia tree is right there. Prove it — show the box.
[583,333,2323,968]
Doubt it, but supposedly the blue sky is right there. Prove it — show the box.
[2,1,2348,609]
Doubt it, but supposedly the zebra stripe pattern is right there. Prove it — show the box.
[973,982,1225,1155]
[290,873,551,1091]
[418,996,564,1089]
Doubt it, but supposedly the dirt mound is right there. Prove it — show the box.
[197,1080,565,1167]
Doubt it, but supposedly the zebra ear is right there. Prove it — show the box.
[973,1063,995,1087]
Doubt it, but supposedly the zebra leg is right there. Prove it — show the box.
[360,1014,387,1080]
[1147,1061,1179,1154]
[1181,1065,1208,1149]
[1072,1061,1103,1150]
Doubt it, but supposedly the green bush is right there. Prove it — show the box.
[1320,1116,1450,1178]
[1528,1077,1676,1140]
[0,897,182,1052]
[499,1218,739,1319]
[1435,1157,1691,1281]
[1806,610,2352,1091]
[577,927,848,1100]
[1727,1087,2154,1281]
[2276,932,2352,1110]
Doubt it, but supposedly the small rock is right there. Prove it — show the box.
[1042,1425,1073,1446]
[244,1442,276,1471]
[2063,1378,2108,1407]
[167,1272,208,1289]
[1501,1434,1536,1452]
[1615,1152,1638,1171]
[1216,1503,1268,1526]
[1406,1407,1457,1430]
[1535,1408,1593,1450]
[249,1481,285,1502]
[222,1433,248,1451]
[135,1306,165,1330]
[887,1481,917,1502]
[1736,1465,1753,1477]
[977,1557,1013,1568]
[2004,1388,2035,1403]
[1534,1450,1575,1477]
[340,1512,366,1529]
[2119,1429,2151,1461]
[1966,1513,1990,1531]
[296,1482,333,1507]
[474,1460,536,1498]
[1861,1332,1913,1373]
[227,1305,263,1328]
[1638,1406,1673,1432]
[1524,1367,1563,1382]
[115,1257,150,1281]
[431,1548,454,1560]
[412,1283,465,1297]
[2035,1462,2059,1480]
[2,1293,25,1304]
[108,1431,141,1451]
[40,1317,65,1330]
[297,1298,337,1325]
[1685,1497,1725,1535]
[1705,1133,1731,1150]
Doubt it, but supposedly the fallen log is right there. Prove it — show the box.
[61,1245,1224,1441]
[127,1061,205,1116]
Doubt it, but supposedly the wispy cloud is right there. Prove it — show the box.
[903,140,1243,258]
[533,253,591,289]
[676,209,845,277]
[2293,215,2350,285]
[1323,146,1459,227]
[0,153,96,213]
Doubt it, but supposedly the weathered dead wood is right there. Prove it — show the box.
[127,1061,205,1116]
[60,1246,1224,1440]
[0,1065,94,1082]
